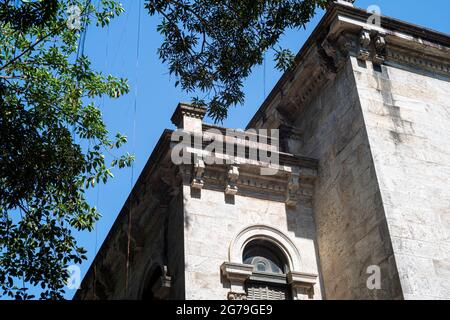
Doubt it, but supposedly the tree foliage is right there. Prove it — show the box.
[1,0,331,300]
[146,0,329,121]
[0,0,131,299]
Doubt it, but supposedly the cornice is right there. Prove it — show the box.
[246,3,450,130]
[180,160,317,206]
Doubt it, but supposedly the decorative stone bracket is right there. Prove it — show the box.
[358,29,372,61]
[373,33,387,64]
[286,167,318,207]
[357,29,387,64]
[287,271,318,300]
[225,165,240,196]
[221,262,254,300]
[191,159,205,190]
[151,265,172,300]
[286,167,301,207]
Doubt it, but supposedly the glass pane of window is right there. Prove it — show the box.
[243,240,287,274]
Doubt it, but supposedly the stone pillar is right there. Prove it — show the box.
[170,102,207,133]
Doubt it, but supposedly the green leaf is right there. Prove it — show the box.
[0,0,127,300]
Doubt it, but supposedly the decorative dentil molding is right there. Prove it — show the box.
[180,161,317,207]
[267,33,351,120]
[174,132,317,206]
[386,44,450,76]
[247,3,450,130]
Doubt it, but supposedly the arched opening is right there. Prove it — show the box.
[142,266,163,300]
[242,239,291,300]
[243,239,288,274]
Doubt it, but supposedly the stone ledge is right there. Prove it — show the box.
[287,271,318,288]
[220,262,254,282]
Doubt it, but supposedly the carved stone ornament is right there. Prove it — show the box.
[227,292,248,300]
[286,167,301,207]
[191,159,205,190]
[225,165,239,195]
[373,33,387,64]
[151,265,172,300]
[358,29,371,61]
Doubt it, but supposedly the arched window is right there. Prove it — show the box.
[242,240,291,300]
[142,266,163,300]
[243,240,288,274]
[141,265,171,300]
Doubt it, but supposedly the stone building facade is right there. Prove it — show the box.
[75,1,450,300]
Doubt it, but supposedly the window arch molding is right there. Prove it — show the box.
[139,262,171,300]
[228,225,302,272]
[139,262,163,299]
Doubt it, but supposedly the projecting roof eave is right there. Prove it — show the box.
[246,2,450,130]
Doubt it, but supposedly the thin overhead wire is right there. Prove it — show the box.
[111,0,135,68]
[263,52,267,99]
[125,0,142,298]
[76,0,92,61]
[72,0,92,138]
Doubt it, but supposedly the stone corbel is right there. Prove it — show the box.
[287,271,318,300]
[279,124,302,154]
[286,167,301,207]
[319,36,347,74]
[372,32,387,64]
[286,166,318,206]
[191,159,205,190]
[221,262,254,300]
[178,163,193,186]
[358,29,372,61]
[318,39,338,79]
[225,165,239,196]
[152,266,172,300]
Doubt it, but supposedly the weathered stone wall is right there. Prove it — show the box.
[292,58,403,299]
[75,172,185,300]
[182,185,322,300]
[354,58,450,299]
[167,192,187,299]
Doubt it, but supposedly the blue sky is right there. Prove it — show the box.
[64,0,450,299]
